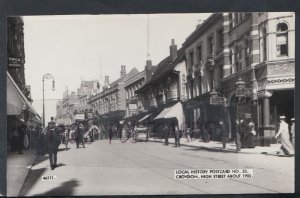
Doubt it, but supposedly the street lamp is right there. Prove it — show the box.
[42,73,55,127]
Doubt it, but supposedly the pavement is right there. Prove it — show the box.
[148,137,282,154]
[7,149,38,197]
[16,140,294,196]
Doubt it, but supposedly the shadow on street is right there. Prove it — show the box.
[33,179,80,196]
[18,168,47,196]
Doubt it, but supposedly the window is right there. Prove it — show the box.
[189,51,194,66]
[276,23,288,56]
[245,34,251,66]
[209,70,214,90]
[208,36,214,57]
[217,28,224,51]
[197,45,202,65]
[262,27,267,61]
[235,45,242,71]
[219,65,224,80]
[190,80,194,98]
[229,13,233,29]
[234,13,239,26]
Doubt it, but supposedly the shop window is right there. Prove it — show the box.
[276,23,288,56]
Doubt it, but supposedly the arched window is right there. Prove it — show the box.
[276,23,288,56]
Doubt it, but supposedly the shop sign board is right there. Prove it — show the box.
[8,57,22,67]
[75,114,85,120]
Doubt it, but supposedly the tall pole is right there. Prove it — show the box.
[43,78,45,128]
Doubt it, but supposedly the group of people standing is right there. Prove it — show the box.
[163,123,181,148]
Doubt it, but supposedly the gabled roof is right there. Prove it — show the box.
[136,47,185,93]
[109,67,140,87]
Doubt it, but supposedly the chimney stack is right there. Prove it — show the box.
[104,76,109,85]
[170,39,177,61]
[120,65,126,77]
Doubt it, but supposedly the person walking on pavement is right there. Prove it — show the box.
[275,116,294,156]
[163,124,170,146]
[45,124,61,170]
[290,118,295,148]
[219,120,228,149]
[17,119,26,154]
[174,125,181,148]
[75,123,85,148]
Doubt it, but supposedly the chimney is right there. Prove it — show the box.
[170,39,177,61]
[120,65,126,77]
[104,76,109,85]
[145,59,153,82]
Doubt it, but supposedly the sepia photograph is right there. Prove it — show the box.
[6,12,295,196]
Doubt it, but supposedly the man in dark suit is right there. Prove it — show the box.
[75,123,85,148]
[46,124,61,170]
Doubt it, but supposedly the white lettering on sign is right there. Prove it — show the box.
[174,169,253,180]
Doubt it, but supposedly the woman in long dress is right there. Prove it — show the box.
[275,116,294,156]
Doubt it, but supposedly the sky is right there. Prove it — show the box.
[23,13,211,123]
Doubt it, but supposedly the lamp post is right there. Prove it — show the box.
[42,73,55,128]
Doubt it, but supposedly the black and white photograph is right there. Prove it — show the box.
[6,12,295,196]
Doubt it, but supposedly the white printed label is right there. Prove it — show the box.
[42,175,57,181]
[174,169,253,180]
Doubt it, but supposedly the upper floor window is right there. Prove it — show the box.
[262,27,267,61]
[276,23,288,56]
[208,36,214,57]
[189,51,194,67]
[209,70,214,91]
[229,13,233,29]
[217,28,224,52]
[197,45,202,65]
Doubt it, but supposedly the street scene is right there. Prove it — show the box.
[6,12,295,196]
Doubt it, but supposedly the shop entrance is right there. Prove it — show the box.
[270,89,294,128]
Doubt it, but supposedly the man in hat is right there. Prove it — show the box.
[275,116,294,156]
[290,118,295,148]
[75,123,85,148]
[45,123,61,170]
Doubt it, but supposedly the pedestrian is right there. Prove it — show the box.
[235,119,242,152]
[75,123,85,148]
[219,120,228,149]
[108,125,116,144]
[163,124,170,146]
[290,118,295,148]
[17,119,26,154]
[242,121,256,148]
[238,118,248,148]
[186,128,191,143]
[275,116,294,156]
[174,125,181,148]
[45,125,61,170]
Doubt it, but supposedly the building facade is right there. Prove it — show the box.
[88,66,139,137]
[124,60,157,123]
[135,39,187,136]
[183,12,295,145]
[183,13,225,139]
[221,12,295,145]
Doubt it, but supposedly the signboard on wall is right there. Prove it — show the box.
[75,114,85,120]
[8,57,22,67]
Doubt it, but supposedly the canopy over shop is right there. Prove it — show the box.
[154,102,186,131]
[7,72,42,126]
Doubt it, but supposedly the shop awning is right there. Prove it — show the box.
[7,72,39,116]
[138,114,152,123]
[154,102,186,130]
